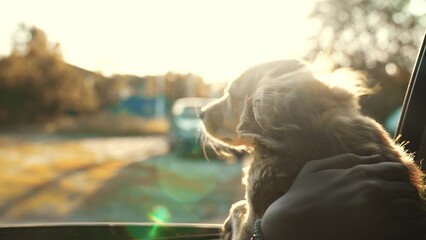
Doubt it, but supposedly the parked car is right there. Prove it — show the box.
[169,97,217,156]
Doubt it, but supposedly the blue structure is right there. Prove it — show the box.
[111,96,168,118]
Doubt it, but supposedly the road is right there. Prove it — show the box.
[0,134,244,225]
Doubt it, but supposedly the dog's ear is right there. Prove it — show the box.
[237,96,263,143]
[236,86,302,150]
[252,83,303,150]
[236,64,309,146]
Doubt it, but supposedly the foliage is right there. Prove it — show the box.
[0,24,211,127]
[164,72,210,105]
[306,0,426,123]
[94,74,130,109]
[0,24,99,124]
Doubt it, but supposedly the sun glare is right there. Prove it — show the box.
[0,0,316,83]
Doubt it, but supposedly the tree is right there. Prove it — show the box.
[94,74,130,108]
[164,72,210,105]
[0,24,99,124]
[305,0,426,124]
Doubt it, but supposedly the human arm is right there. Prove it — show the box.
[261,153,426,240]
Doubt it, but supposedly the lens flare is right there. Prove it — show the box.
[156,158,217,203]
[148,205,171,223]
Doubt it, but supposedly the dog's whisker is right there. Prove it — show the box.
[195,127,203,144]
[195,127,212,162]
[195,107,202,118]
[201,133,212,162]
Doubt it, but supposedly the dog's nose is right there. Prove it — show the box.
[198,110,205,119]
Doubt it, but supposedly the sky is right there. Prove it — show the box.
[0,0,317,83]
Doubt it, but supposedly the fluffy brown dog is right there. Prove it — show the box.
[200,59,425,240]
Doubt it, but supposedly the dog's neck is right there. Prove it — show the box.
[244,141,305,217]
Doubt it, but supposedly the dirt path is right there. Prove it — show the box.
[0,134,244,224]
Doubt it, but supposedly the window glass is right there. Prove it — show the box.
[1,0,425,225]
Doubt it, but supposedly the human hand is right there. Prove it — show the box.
[261,153,426,240]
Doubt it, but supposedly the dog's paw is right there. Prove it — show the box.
[221,200,248,240]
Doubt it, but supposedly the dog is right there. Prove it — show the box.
[200,59,425,240]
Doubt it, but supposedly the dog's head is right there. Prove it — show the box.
[201,59,368,151]
[200,59,306,147]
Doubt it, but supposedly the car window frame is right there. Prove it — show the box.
[395,31,426,171]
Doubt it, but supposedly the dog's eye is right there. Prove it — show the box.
[227,95,243,108]
[226,96,233,105]
[229,94,245,103]
[223,96,236,109]
[228,94,238,102]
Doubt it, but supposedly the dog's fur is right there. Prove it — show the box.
[200,59,425,240]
